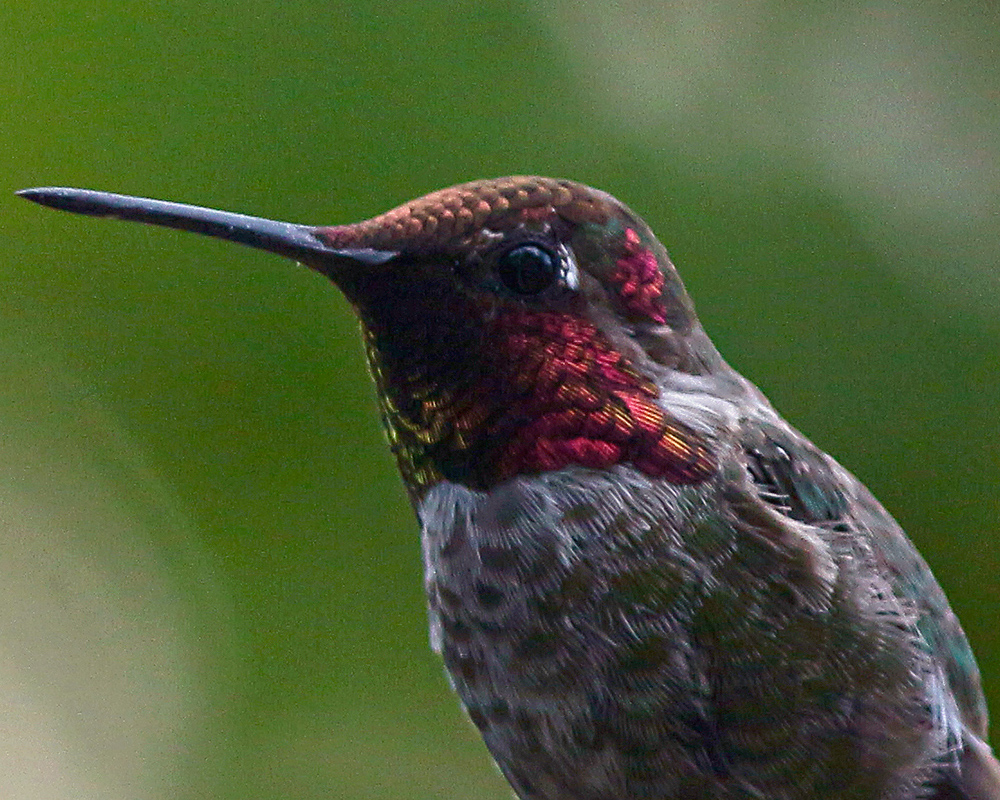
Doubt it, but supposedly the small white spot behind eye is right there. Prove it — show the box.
[559,243,579,291]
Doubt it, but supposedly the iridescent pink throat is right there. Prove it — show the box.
[485,309,713,485]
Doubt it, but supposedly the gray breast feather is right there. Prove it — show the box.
[417,464,956,800]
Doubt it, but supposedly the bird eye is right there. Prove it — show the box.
[495,243,559,296]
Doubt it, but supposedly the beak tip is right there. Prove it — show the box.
[16,187,52,205]
[15,187,118,217]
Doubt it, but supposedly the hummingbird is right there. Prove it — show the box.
[17,177,999,800]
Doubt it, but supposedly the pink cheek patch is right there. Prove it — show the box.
[611,228,668,325]
[488,310,715,485]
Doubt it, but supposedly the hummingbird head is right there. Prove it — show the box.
[310,177,720,498]
[18,177,720,501]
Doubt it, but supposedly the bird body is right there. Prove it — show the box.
[18,176,999,800]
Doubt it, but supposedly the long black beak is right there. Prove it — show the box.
[16,187,398,269]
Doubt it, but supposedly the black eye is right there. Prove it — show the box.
[496,244,559,296]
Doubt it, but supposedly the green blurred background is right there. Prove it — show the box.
[3,2,998,798]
